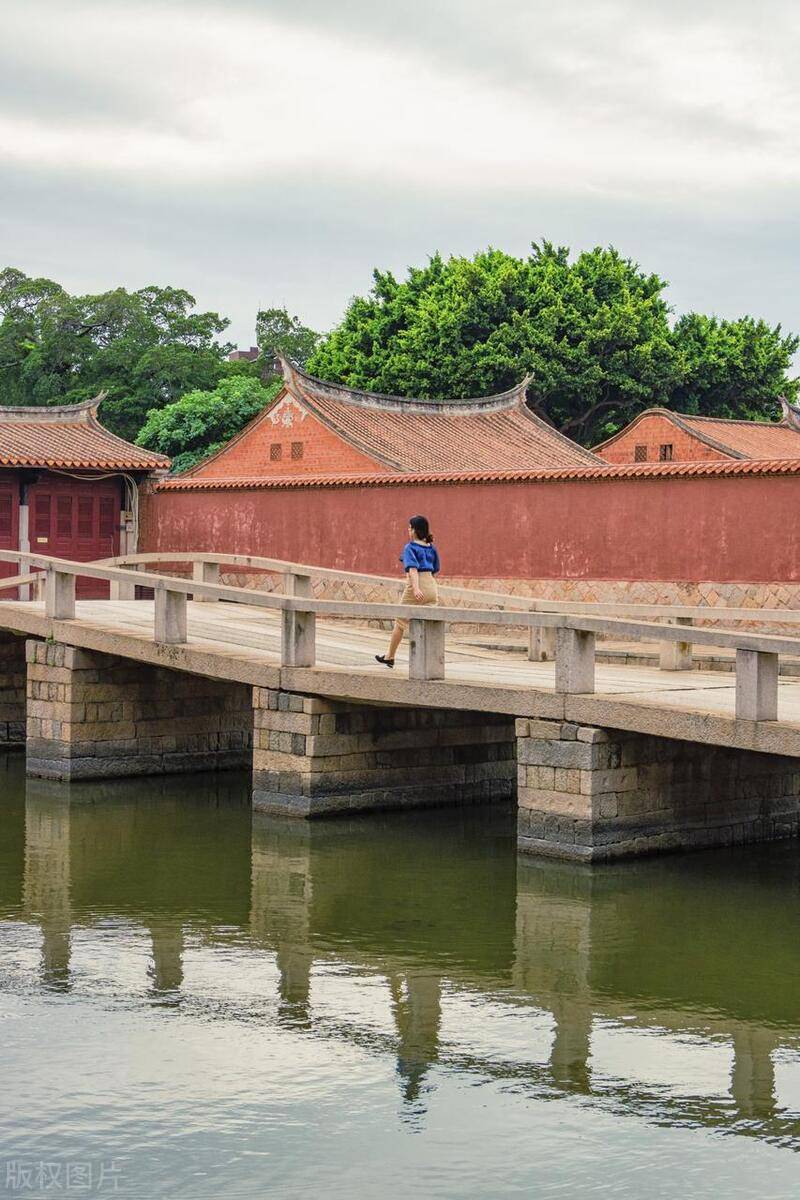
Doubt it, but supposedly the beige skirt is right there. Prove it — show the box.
[396,572,439,628]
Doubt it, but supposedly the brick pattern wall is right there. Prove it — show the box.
[0,633,26,745]
[599,413,730,464]
[195,403,381,478]
[252,687,515,816]
[26,641,253,780]
[214,570,800,637]
[516,718,800,861]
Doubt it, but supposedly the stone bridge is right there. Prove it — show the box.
[1,549,800,860]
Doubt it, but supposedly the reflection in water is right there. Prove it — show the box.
[1,753,799,1197]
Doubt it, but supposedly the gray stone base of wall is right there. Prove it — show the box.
[26,640,253,781]
[0,632,26,746]
[516,718,800,861]
[252,688,516,817]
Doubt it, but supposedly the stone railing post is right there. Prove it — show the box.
[281,573,316,667]
[554,627,595,694]
[735,649,779,721]
[528,624,556,662]
[110,562,139,601]
[44,568,76,620]
[409,617,446,681]
[154,587,187,644]
[659,616,693,670]
[193,560,220,602]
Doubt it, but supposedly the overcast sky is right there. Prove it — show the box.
[1,0,799,350]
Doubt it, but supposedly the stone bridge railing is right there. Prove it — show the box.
[0,549,799,723]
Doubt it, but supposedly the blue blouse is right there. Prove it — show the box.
[401,541,440,574]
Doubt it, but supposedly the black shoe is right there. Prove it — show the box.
[375,655,395,669]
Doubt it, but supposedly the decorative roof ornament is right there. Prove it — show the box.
[780,396,800,433]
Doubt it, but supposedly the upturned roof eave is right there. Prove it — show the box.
[278,354,533,415]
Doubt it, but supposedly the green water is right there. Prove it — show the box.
[0,751,799,1198]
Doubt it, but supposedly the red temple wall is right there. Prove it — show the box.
[140,472,800,584]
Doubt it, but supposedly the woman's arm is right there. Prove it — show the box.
[408,566,423,601]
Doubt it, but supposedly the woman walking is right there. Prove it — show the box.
[376,515,440,669]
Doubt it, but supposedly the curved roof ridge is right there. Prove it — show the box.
[682,411,792,428]
[0,394,103,423]
[279,354,532,414]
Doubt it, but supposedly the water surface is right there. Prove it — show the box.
[1,752,799,1198]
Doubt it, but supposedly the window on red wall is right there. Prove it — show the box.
[33,495,51,542]
[99,496,116,541]
[270,444,283,461]
[634,445,647,462]
[77,496,93,540]
[56,495,73,538]
[291,442,304,460]
[0,494,12,540]
[659,443,674,462]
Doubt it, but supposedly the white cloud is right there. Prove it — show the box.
[0,0,798,343]
[1,1,799,196]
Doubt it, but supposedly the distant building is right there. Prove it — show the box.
[178,355,601,480]
[228,347,260,363]
[594,407,800,464]
[0,398,169,598]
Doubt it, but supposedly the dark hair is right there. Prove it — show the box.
[409,515,434,544]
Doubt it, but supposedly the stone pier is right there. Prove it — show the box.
[516,718,800,861]
[252,686,515,816]
[26,640,252,780]
[0,632,26,745]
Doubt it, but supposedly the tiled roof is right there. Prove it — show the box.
[186,357,601,477]
[156,455,800,491]
[679,413,800,459]
[0,398,169,471]
[594,407,800,461]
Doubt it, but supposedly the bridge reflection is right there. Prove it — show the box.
[3,764,799,1144]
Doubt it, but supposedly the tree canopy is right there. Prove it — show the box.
[669,313,798,419]
[136,375,282,474]
[2,251,797,463]
[307,244,798,444]
[0,268,232,441]
[256,306,320,367]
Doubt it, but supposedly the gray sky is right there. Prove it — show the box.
[1,0,799,350]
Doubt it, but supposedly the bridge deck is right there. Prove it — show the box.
[3,598,800,756]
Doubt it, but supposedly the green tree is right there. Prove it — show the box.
[308,243,683,445]
[136,375,281,474]
[669,313,799,418]
[256,306,320,369]
[0,269,232,440]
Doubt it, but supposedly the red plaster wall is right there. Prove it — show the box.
[194,400,382,478]
[599,414,731,464]
[140,473,800,583]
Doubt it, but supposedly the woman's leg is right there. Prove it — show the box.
[387,620,404,659]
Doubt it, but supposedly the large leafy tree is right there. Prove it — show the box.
[0,268,232,440]
[308,244,683,444]
[136,375,281,474]
[669,313,798,418]
[308,244,798,444]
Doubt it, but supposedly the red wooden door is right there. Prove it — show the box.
[29,479,121,599]
[0,481,20,598]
